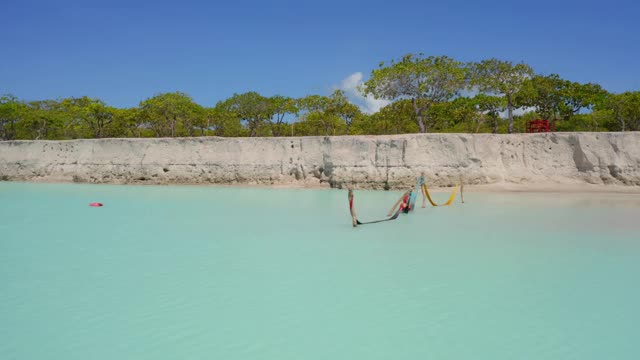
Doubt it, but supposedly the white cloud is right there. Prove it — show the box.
[335,73,538,117]
[499,107,536,118]
[336,72,390,114]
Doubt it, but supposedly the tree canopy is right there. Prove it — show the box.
[139,92,203,137]
[1,54,637,141]
[471,59,534,133]
[363,54,469,133]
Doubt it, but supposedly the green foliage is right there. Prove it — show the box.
[111,107,147,137]
[352,100,418,135]
[217,92,273,137]
[59,96,116,138]
[555,113,602,132]
[0,95,25,140]
[269,95,298,137]
[19,100,67,140]
[205,107,245,137]
[443,97,484,133]
[294,112,348,136]
[363,54,469,132]
[293,93,353,136]
[517,74,565,121]
[595,92,640,131]
[473,94,506,133]
[516,75,611,130]
[0,54,635,140]
[560,82,607,120]
[326,90,362,131]
[139,92,203,137]
[471,59,533,133]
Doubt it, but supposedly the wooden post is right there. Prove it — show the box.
[348,189,358,227]
[420,172,427,208]
[460,175,465,204]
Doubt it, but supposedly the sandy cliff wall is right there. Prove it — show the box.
[1,133,639,188]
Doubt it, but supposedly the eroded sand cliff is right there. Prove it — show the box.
[1,132,639,189]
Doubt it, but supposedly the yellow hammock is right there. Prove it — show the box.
[422,183,459,207]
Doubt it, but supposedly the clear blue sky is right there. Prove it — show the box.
[2,0,638,109]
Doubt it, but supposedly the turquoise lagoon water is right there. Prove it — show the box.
[1,182,640,359]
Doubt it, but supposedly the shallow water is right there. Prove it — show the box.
[1,182,640,359]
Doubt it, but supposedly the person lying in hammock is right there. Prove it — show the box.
[387,189,414,216]
[399,191,412,213]
[387,174,462,216]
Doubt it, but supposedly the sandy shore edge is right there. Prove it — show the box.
[4,179,640,194]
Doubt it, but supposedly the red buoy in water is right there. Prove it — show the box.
[89,202,103,207]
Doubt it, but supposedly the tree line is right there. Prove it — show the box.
[1,54,639,141]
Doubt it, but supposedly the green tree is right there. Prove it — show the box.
[517,75,608,130]
[139,92,201,137]
[60,96,117,138]
[363,54,469,133]
[110,107,144,137]
[269,95,298,136]
[294,112,347,136]
[597,92,640,131]
[473,94,506,133]
[421,98,480,133]
[295,94,349,136]
[18,100,65,140]
[218,92,273,137]
[204,107,245,137]
[181,104,206,137]
[297,94,331,113]
[0,95,25,140]
[442,97,482,133]
[352,100,418,135]
[326,90,362,132]
[471,59,533,133]
[559,82,608,121]
[517,74,565,124]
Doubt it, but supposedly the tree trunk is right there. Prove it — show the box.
[249,120,257,137]
[416,115,426,133]
[272,113,285,137]
[507,97,514,134]
[412,98,427,133]
[36,118,47,140]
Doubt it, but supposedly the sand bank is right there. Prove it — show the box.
[1,132,639,189]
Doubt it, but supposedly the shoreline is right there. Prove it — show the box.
[4,179,640,194]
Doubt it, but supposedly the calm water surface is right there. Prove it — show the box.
[1,182,640,359]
